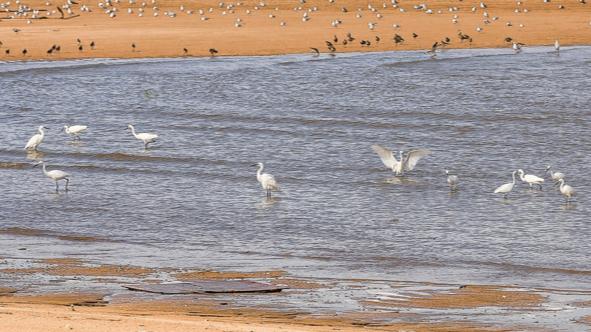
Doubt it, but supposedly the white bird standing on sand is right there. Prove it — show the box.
[557,179,575,203]
[127,124,158,149]
[64,125,88,140]
[494,170,517,198]
[445,170,459,192]
[253,162,279,197]
[554,39,560,53]
[371,144,431,176]
[545,165,565,182]
[517,169,544,190]
[25,126,48,151]
[34,161,70,192]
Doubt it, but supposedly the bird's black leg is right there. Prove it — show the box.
[65,178,70,192]
[55,181,59,192]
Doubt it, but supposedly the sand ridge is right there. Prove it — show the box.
[0,0,590,60]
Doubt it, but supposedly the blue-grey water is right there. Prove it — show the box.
[1,47,590,329]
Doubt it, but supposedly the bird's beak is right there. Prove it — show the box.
[250,164,257,167]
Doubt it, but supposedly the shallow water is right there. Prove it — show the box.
[1,47,590,328]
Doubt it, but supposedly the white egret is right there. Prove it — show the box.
[445,170,459,192]
[253,162,279,197]
[554,39,560,53]
[25,126,48,151]
[494,170,517,198]
[33,161,70,192]
[371,144,431,176]
[557,179,575,203]
[127,124,158,149]
[517,169,544,190]
[545,165,565,183]
[64,125,88,140]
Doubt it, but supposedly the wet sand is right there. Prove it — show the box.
[0,0,590,60]
[0,257,558,331]
[364,285,544,309]
[0,294,501,332]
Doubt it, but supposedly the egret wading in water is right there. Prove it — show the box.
[25,126,48,151]
[64,125,88,140]
[545,165,565,183]
[253,162,279,197]
[34,161,70,192]
[445,170,459,192]
[371,144,430,176]
[127,125,158,149]
[518,169,544,190]
[557,179,575,203]
[494,170,517,199]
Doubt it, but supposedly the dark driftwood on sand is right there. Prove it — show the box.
[123,281,286,294]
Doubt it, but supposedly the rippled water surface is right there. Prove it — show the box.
[1,47,590,298]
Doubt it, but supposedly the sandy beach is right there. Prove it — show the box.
[0,0,590,60]
[0,289,516,332]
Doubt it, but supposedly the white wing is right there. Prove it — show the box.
[403,149,430,171]
[47,170,70,180]
[494,183,513,194]
[25,134,41,149]
[371,144,400,170]
[69,125,88,133]
[137,133,158,141]
[261,173,278,190]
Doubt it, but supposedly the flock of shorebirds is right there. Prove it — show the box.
[0,0,588,57]
[23,125,576,204]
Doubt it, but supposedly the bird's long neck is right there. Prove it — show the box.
[512,172,516,184]
[256,164,263,181]
[518,172,525,181]
[559,180,565,190]
[38,127,45,138]
[129,126,139,138]
[41,163,48,176]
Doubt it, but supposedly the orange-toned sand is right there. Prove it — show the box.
[0,258,154,277]
[0,295,501,332]
[365,285,544,309]
[0,0,590,60]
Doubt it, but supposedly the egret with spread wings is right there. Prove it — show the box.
[371,144,431,176]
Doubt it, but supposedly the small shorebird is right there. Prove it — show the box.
[310,47,320,56]
[557,179,575,203]
[64,125,88,140]
[554,39,560,53]
[371,144,431,177]
[545,166,565,183]
[127,124,158,149]
[131,43,136,52]
[517,169,544,190]
[90,41,95,49]
[34,161,71,192]
[209,48,218,56]
[25,126,48,151]
[445,170,459,192]
[252,162,279,197]
[494,171,517,199]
